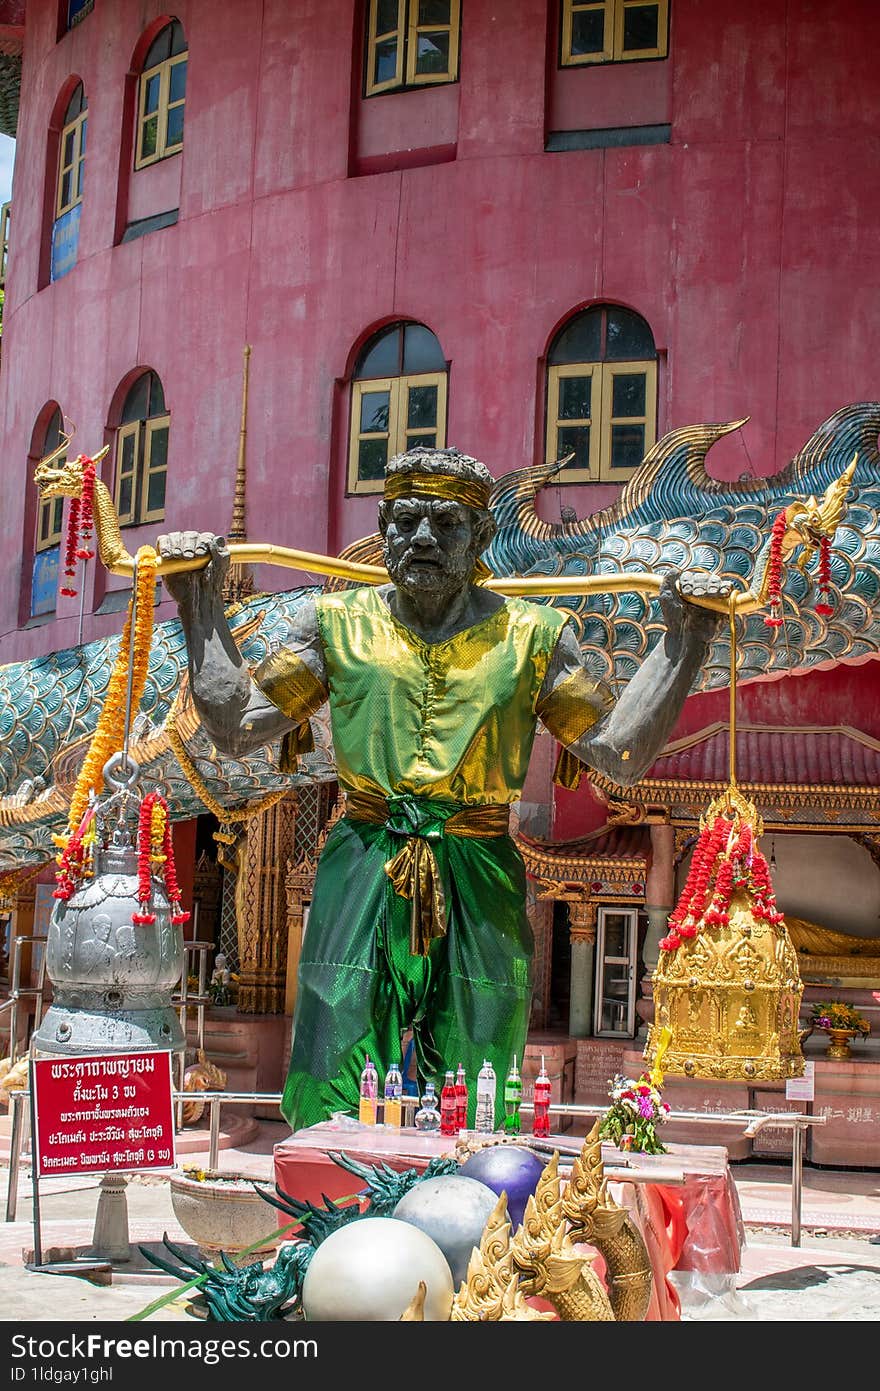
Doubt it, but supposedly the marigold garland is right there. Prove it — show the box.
[55,545,159,893]
[133,790,190,926]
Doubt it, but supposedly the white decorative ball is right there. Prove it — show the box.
[301,1216,454,1321]
[392,1175,500,1287]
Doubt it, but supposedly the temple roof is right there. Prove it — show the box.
[645,723,880,787]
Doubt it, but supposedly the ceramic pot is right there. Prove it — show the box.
[169,1169,281,1256]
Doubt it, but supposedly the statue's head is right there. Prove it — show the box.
[378,446,497,601]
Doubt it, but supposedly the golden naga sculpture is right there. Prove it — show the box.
[451,1122,652,1322]
[33,442,855,617]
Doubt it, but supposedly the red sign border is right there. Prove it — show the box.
[32,1049,177,1180]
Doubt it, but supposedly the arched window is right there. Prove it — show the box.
[546,304,657,482]
[348,321,448,494]
[135,19,187,169]
[114,371,169,525]
[31,407,66,617]
[56,84,87,220]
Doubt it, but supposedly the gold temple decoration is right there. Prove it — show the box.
[645,598,805,1081]
[451,1122,652,1322]
[33,449,856,619]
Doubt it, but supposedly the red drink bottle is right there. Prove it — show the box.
[440,1070,458,1136]
[532,1054,551,1139]
[455,1062,468,1131]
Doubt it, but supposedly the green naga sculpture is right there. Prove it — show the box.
[0,401,874,877]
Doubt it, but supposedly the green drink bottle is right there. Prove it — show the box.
[503,1054,522,1136]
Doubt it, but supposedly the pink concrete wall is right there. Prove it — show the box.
[1,0,879,668]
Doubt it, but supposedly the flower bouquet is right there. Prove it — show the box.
[598,1072,671,1155]
[811,1001,870,1035]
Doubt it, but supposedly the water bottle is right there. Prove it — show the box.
[532,1054,551,1139]
[383,1060,403,1128]
[503,1054,522,1136]
[440,1069,458,1136]
[414,1081,441,1132]
[455,1062,469,1131]
[358,1054,378,1125]
[474,1059,497,1133]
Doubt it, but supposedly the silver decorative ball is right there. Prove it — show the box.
[392,1175,500,1287]
[301,1217,454,1321]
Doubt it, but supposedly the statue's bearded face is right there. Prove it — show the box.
[381,497,484,600]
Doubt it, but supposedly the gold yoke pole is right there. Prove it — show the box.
[109,546,761,615]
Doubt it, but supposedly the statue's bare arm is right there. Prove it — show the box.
[158,533,327,758]
[537,571,730,787]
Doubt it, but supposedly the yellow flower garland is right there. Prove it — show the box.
[60,545,159,842]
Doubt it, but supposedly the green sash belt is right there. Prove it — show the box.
[345,792,510,956]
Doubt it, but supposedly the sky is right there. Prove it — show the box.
[0,134,14,206]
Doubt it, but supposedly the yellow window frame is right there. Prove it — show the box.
[36,490,65,553]
[115,421,140,526]
[142,415,169,523]
[546,360,656,482]
[348,371,447,495]
[135,51,188,169]
[546,364,601,482]
[0,201,10,288]
[406,0,461,87]
[365,0,406,96]
[561,0,668,66]
[56,108,87,219]
[600,359,657,479]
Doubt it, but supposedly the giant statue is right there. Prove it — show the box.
[158,446,730,1129]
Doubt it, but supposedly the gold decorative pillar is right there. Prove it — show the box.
[235,794,298,1013]
[284,800,343,1015]
[568,898,597,1039]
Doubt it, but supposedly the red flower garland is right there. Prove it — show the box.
[815,534,834,617]
[59,456,97,598]
[763,509,787,628]
[132,790,191,926]
[660,813,783,952]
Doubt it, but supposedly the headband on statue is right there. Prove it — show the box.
[383,471,491,511]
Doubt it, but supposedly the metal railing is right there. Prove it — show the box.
[3,1090,826,1246]
[519,1100,827,1247]
[0,935,48,1065]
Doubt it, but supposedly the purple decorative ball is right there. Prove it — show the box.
[457,1145,546,1228]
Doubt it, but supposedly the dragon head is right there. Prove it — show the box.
[34,443,109,501]
[782,453,857,570]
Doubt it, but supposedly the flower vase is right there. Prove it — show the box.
[823,1027,858,1060]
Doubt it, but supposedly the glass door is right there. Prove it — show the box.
[593,906,638,1037]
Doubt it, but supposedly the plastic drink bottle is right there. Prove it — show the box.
[503,1054,522,1136]
[474,1059,497,1133]
[358,1054,378,1125]
[532,1054,551,1138]
[383,1060,403,1127]
[440,1069,458,1136]
[455,1062,469,1131]
[414,1081,441,1132]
